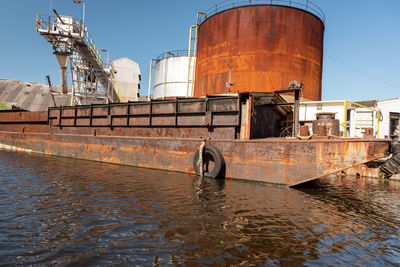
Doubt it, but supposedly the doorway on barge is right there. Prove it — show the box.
[390,112,399,139]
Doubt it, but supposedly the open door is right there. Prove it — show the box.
[390,112,400,139]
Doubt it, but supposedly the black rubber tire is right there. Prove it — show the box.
[193,145,225,179]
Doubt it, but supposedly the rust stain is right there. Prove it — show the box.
[0,111,47,123]
[0,104,391,186]
[194,5,324,101]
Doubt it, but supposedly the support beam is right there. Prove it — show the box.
[294,89,300,137]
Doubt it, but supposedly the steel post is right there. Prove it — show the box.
[293,89,300,137]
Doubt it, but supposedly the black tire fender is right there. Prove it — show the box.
[193,145,225,179]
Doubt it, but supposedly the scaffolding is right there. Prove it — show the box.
[36,12,121,105]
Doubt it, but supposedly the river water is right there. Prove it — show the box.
[0,150,399,266]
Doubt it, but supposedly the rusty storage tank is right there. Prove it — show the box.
[313,112,340,136]
[194,0,325,101]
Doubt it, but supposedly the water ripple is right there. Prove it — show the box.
[0,150,399,265]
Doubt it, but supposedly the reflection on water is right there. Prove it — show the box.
[0,150,399,265]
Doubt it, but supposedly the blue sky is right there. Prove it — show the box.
[0,0,399,101]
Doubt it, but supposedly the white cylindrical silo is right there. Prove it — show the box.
[153,50,196,99]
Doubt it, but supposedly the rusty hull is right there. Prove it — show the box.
[194,5,324,101]
[0,128,389,186]
[0,95,391,186]
[0,110,47,124]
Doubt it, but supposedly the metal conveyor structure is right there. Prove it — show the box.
[36,11,121,105]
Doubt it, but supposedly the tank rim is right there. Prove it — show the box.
[156,50,195,61]
[199,1,325,25]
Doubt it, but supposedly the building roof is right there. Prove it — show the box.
[113,57,139,65]
[378,97,400,103]
[355,100,378,107]
[0,79,70,111]
[300,100,346,104]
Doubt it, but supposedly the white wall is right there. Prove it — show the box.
[300,101,379,137]
[350,108,375,137]
[377,98,400,138]
[300,98,400,138]
[153,56,196,98]
[300,101,345,122]
[112,58,141,102]
[300,101,346,134]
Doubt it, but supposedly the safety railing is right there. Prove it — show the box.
[355,118,373,128]
[342,100,381,138]
[198,0,325,24]
[36,13,108,70]
[80,26,107,69]
[156,50,196,60]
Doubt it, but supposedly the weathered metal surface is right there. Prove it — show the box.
[0,128,390,186]
[0,111,48,124]
[194,5,324,101]
[0,125,50,134]
[364,128,374,137]
[392,174,400,180]
[300,125,310,137]
[0,95,391,186]
[0,124,237,139]
[313,112,340,136]
[250,105,285,138]
[0,93,291,140]
[344,161,382,178]
[48,97,241,128]
[316,124,327,137]
[46,93,293,140]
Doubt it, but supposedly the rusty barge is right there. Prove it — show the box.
[2,1,397,186]
[0,92,391,186]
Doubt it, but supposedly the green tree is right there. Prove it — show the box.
[0,102,9,110]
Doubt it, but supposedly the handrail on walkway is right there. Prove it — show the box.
[35,13,108,70]
[198,0,325,24]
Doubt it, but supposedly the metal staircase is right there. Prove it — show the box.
[36,11,121,105]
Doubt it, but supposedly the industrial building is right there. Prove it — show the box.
[299,98,400,138]
[0,79,69,111]
[377,98,400,138]
[111,58,141,102]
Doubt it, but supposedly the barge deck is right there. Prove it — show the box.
[0,93,391,186]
